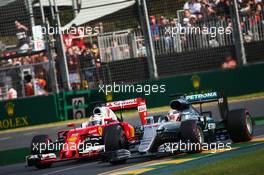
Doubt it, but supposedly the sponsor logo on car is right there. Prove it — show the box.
[186,92,218,102]
[107,99,137,108]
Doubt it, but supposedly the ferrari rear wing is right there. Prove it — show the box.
[106,98,148,125]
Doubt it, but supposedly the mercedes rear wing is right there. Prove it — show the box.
[106,98,148,125]
[185,92,221,104]
[184,91,229,120]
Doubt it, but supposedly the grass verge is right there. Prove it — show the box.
[174,148,264,175]
[0,148,29,166]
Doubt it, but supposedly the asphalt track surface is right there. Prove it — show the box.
[0,97,263,151]
[0,125,264,175]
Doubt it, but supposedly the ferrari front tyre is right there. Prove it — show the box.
[30,135,54,155]
[30,135,53,169]
[227,109,254,143]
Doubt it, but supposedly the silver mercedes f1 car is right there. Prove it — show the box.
[102,91,254,164]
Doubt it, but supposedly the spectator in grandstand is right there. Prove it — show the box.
[200,0,216,17]
[24,74,34,96]
[183,9,192,22]
[12,57,22,66]
[183,0,202,17]
[182,10,199,26]
[21,56,30,65]
[239,1,251,13]
[15,21,30,54]
[150,16,160,40]
[137,40,147,58]
[221,54,237,69]
[159,16,173,51]
[81,48,95,67]
[189,15,198,26]
[71,24,86,52]
[35,71,48,96]
[215,0,231,17]
[67,47,81,90]
[7,88,17,99]
[240,1,263,42]
[80,47,97,89]
[159,16,169,25]
[91,44,100,61]
[63,33,74,51]
[239,0,262,14]
[6,59,13,66]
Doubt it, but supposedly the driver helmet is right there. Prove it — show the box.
[89,114,103,126]
[167,110,180,121]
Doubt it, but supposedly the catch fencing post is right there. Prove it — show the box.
[53,0,72,91]
[138,0,158,79]
[231,0,247,65]
[39,0,59,93]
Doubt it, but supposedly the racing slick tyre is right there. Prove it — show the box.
[180,120,204,153]
[31,135,54,155]
[103,124,128,165]
[227,109,254,143]
[30,135,54,169]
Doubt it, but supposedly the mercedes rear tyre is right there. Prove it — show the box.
[227,109,254,143]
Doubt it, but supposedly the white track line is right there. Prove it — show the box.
[23,132,36,136]
[41,162,99,175]
[0,137,12,141]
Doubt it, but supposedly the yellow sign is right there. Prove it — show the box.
[191,75,201,90]
[6,102,14,117]
[0,102,29,129]
[106,92,113,102]
[0,117,29,129]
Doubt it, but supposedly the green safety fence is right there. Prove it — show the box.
[56,89,105,121]
[0,63,263,130]
[0,94,59,130]
[0,90,105,131]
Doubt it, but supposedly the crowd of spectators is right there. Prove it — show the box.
[0,52,49,67]
[1,1,263,98]
[149,0,264,53]
[0,20,50,99]
[0,51,50,99]
[63,25,101,90]
[182,0,263,21]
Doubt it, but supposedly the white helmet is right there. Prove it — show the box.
[88,115,103,126]
[167,110,180,121]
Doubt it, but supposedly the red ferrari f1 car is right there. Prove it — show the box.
[26,98,147,169]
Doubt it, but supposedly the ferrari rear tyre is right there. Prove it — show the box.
[103,124,128,165]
